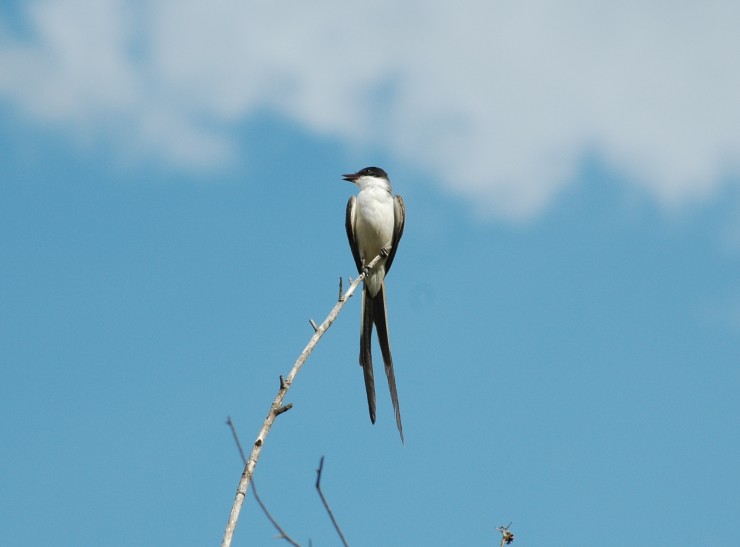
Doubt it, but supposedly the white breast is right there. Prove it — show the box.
[355,186,395,296]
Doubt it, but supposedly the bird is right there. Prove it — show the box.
[343,166,406,442]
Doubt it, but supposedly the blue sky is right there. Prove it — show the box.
[2,1,740,546]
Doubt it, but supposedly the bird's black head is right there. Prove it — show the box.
[342,166,389,182]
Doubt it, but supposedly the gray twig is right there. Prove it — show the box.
[225,416,247,464]
[315,457,349,547]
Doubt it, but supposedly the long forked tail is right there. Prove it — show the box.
[360,287,376,424]
[373,283,404,443]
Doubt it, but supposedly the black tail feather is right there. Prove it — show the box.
[373,284,404,443]
[360,288,376,424]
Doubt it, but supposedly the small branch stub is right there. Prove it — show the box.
[275,403,293,416]
[309,319,318,332]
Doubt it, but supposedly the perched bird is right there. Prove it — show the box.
[343,167,406,442]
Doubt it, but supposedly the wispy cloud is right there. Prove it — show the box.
[2,0,740,219]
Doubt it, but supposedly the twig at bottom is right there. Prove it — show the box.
[315,457,349,547]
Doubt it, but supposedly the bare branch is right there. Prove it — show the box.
[315,457,349,547]
[309,319,318,332]
[221,253,384,547]
[225,417,301,547]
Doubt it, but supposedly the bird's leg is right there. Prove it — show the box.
[363,246,392,274]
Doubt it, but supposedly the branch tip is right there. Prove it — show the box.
[315,455,325,488]
[226,416,247,466]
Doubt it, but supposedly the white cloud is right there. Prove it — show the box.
[2,0,740,219]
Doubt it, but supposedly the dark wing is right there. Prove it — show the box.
[383,194,405,275]
[345,195,363,273]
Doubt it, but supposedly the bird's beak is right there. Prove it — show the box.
[343,173,359,183]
